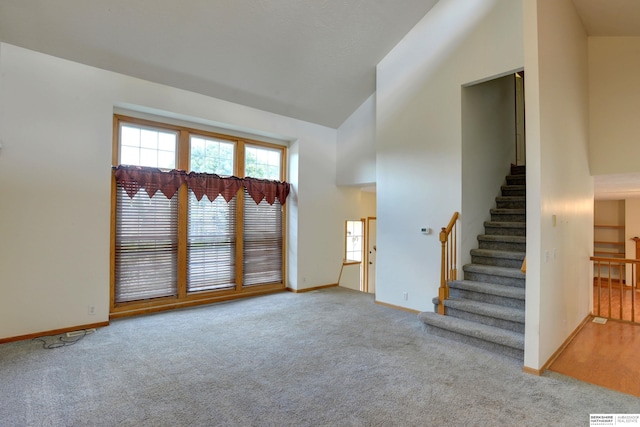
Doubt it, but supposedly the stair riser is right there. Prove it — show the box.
[511,165,526,175]
[484,225,526,237]
[444,307,525,334]
[448,288,525,309]
[501,187,526,197]
[478,240,526,252]
[464,271,525,288]
[506,176,526,186]
[422,324,524,359]
[471,255,524,269]
[496,200,526,209]
[490,213,526,222]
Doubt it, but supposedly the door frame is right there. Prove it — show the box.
[364,216,377,293]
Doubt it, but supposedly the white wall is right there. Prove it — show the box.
[375,0,523,311]
[594,200,625,226]
[0,43,364,339]
[625,200,640,283]
[523,0,593,370]
[461,75,517,263]
[335,92,377,290]
[589,38,640,176]
[626,200,640,255]
[339,264,362,291]
[336,94,376,186]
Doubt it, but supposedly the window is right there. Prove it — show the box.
[115,123,179,304]
[187,193,236,292]
[245,145,281,180]
[187,135,237,293]
[243,189,283,286]
[345,220,364,262]
[114,186,178,303]
[243,144,284,286]
[120,124,177,169]
[343,220,364,291]
[111,115,288,316]
[190,135,234,175]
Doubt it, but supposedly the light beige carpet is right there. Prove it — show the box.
[1,287,638,426]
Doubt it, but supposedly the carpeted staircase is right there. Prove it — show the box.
[419,165,526,360]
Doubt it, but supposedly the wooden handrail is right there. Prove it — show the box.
[591,256,640,324]
[438,212,459,315]
[591,256,640,263]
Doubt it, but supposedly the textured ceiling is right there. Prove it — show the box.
[0,0,439,128]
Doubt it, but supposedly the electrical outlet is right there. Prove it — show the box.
[403,292,408,301]
[88,305,95,316]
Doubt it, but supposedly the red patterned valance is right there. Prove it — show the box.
[184,172,243,203]
[113,165,291,205]
[114,166,184,199]
[244,177,290,205]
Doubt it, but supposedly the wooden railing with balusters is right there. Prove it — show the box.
[591,256,640,323]
[438,212,459,315]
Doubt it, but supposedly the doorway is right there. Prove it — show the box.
[339,220,365,291]
[461,72,520,264]
[338,217,376,294]
[515,71,526,166]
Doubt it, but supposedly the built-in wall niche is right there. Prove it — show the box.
[594,200,625,281]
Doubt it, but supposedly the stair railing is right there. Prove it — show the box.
[438,212,460,315]
[591,256,640,324]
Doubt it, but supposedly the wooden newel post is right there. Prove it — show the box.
[438,227,448,315]
[437,212,459,315]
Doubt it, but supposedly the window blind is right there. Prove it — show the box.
[114,183,178,303]
[112,115,289,316]
[187,191,236,292]
[243,189,283,287]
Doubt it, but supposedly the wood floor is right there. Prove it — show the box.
[548,289,640,398]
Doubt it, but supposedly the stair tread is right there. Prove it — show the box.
[478,234,526,242]
[470,248,526,260]
[496,196,526,200]
[418,312,524,349]
[484,221,526,227]
[443,298,525,322]
[490,208,525,214]
[501,185,526,189]
[449,280,526,299]
[463,263,525,279]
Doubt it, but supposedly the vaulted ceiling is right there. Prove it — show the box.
[1,0,639,196]
[1,1,638,129]
[0,0,439,128]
